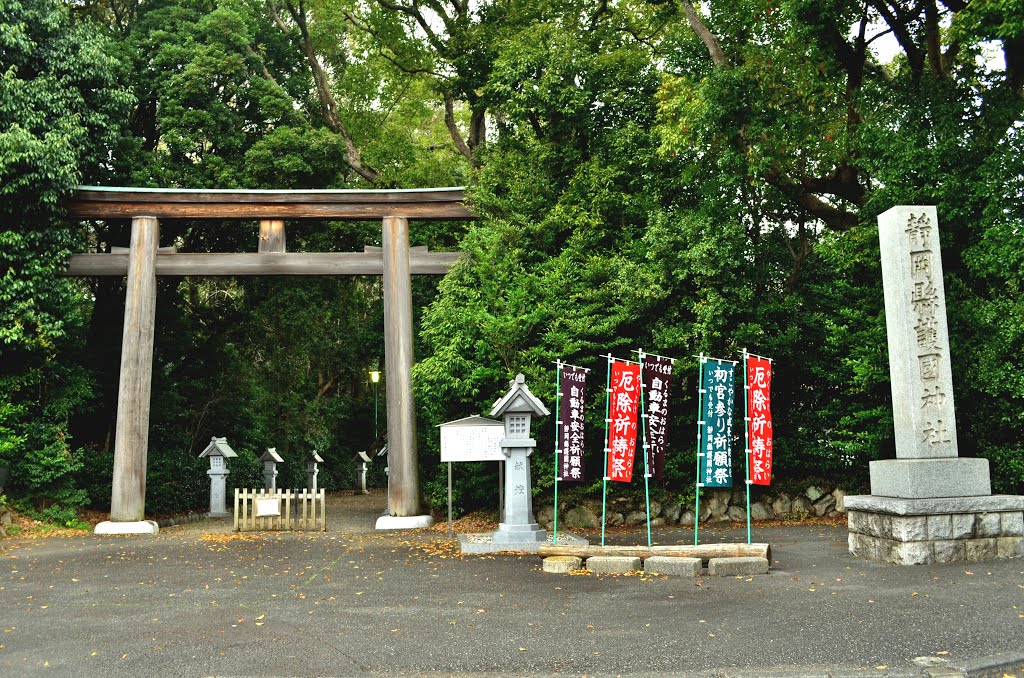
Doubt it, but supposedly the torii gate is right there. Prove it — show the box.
[66,186,473,534]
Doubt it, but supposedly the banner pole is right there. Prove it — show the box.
[600,355,612,547]
[553,360,562,545]
[743,349,752,545]
[694,353,704,546]
[639,349,653,547]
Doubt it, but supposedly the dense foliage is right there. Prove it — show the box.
[0,0,1021,519]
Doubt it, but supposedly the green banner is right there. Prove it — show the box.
[699,360,735,488]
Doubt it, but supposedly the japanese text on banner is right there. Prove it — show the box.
[700,361,734,488]
[558,366,587,482]
[641,355,673,479]
[746,356,773,485]
[607,361,641,483]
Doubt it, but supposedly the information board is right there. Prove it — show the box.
[440,421,506,462]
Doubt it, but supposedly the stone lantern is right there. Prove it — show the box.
[355,451,372,495]
[489,373,550,545]
[199,436,236,518]
[260,447,283,492]
[306,450,324,494]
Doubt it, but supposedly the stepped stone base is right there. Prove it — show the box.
[846,495,1024,565]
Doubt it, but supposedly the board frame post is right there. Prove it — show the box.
[743,349,753,545]
[552,360,563,545]
[637,350,653,548]
[694,353,705,546]
[599,356,613,546]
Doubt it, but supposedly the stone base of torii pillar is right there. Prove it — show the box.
[95,520,159,535]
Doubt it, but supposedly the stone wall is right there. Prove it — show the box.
[540,483,849,531]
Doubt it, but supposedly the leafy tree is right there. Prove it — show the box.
[0,0,131,518]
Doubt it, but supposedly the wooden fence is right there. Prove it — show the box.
[234,488,326,531]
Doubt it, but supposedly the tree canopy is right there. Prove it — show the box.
[1,0,1021,520]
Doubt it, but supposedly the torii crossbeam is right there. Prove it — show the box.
[66,186,473,534]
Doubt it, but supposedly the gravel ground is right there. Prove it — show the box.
[1,490,1022,677]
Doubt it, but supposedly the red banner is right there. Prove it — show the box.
[607,361,641,482]
[746,356,773,485]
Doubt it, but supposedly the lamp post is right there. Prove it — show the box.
[370,370,380,439]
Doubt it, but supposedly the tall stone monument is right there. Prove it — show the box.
[846,206,1024,564]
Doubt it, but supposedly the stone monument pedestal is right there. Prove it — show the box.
[846,494,1024,565]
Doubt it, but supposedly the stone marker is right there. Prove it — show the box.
[845,206,1024,564]
[643,556,701,577]
[542,556,583,574]
[586,556,642,574]
[707,557,769,576]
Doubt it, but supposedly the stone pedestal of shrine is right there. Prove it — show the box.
[493,443,546,545]
[846,206,1023,564]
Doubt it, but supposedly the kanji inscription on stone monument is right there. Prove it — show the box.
[879,206,958,459]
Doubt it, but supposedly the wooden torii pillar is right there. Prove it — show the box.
[68,187,472,534]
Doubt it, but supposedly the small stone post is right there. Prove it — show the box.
[489,374,550,545]
[198,437,236,518]
[306,450,324,494]
[260,448,283,492]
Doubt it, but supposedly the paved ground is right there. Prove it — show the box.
[1,491,1022,677]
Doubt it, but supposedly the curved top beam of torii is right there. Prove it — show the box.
[69,185,475,220]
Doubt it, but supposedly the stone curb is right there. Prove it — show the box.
[542,556,582,573]
[644,556,701,576]
[951,650,1024,677]
[155,512,207,529]
[586,555,641,574]
[708,556,770,576]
